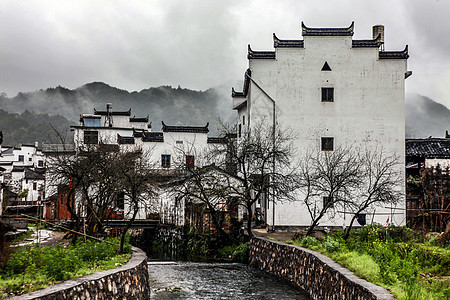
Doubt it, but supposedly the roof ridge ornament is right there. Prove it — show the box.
[273,33,304,48]
[301,21,354,36]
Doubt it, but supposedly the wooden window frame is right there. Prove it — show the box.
[321,137,334,151]
[321,87,334,102]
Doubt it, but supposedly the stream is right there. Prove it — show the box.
[148,261,311,299]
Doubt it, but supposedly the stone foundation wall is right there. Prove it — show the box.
[10,247,150,300]
[250,237,394,300]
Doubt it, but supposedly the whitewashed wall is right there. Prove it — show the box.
[246,34,407,228]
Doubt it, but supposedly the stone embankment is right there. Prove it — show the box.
[10,247,150,300]
[250,237,394,300]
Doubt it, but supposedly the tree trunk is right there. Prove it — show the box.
[344,214,358,240]
[246,205,253,237]
[120,207,138,254]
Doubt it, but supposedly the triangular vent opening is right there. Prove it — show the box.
[321,61,332,71]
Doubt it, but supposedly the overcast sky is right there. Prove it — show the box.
[1,0,449,107]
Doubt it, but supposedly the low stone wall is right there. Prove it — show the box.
[10,247,150,300]
[250,237,394,300]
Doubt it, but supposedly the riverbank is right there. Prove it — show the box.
[0,228,132,298]
[254,225,449,300]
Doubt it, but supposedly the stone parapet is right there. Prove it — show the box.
[250,237,394,300]
[10,247,150,300]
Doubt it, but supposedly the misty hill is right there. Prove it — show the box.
[0,109,75,146]
[406,94,450,138]
[0,82,236,136]
[1,83,449,146]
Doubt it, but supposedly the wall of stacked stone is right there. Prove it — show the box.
[250,237,394,300]
[10,247,150,300]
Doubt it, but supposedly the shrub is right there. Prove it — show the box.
[42,247,80,281]
[231,242,250,263]
[298,236,321,249]
[322,235,344,253]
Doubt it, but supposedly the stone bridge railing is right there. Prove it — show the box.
[10,247,150,300]
[250,237,394,300]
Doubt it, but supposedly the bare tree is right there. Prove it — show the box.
[172,163,240,243]
[47,143,158,250]
[299,146,364,237]
[114,149,158,253]
[344,149,402,239]
[208,122,299,237]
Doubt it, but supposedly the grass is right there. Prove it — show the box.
[0,237,131,299]
[288,225,449,300]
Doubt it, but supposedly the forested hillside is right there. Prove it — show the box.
[0,109,74,146]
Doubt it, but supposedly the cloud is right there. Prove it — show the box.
[0,0,448,109]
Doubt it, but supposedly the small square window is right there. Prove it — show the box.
[28,157,32,161]
[38,160,44,167]
[18,155,24,162]
[321,137,334,151]
[84,131,98,144]
[321,87,334,102]
[161,154,171,168]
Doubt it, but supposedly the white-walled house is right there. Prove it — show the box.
[44,103,226,225]
[232,22,410,229]
[0,143,45,214]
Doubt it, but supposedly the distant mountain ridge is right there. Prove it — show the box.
[0,83,448,145]
[405,94,450,138]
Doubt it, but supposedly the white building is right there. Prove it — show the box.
[232,22,410,229]
[0,143,45,209]
[44,103,223,224]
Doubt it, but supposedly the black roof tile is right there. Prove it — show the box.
[406,138,450,158]
[161,121,209,133]
[301,21,354,36]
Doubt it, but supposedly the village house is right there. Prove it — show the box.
[405,133,450,231]
[0,143,45,216]
[232,22,410,230]
[43,104,232,232]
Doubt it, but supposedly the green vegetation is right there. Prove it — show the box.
[291,224,449,300]
[217,242,250,263]
[0,109,74,146]
[0,238,131,298]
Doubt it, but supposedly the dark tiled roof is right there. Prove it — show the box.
[352,35,382,48]
[162,121,209,133]
[207,137,227,144]
[379,45,409,59]
[273,33,304,48]
[406,139,450,158]
[117,134,135,144]
[301,21,354,36]
[232,69,251,98]
[2,148,13,155]
[133,129,145,138]
[25,168,44,180]
[247,45,275,59]
[0,161,13,166]
[12,166,24,172]
[130,116,149,123]
[142,132,164,142]
[94,108,131,116]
